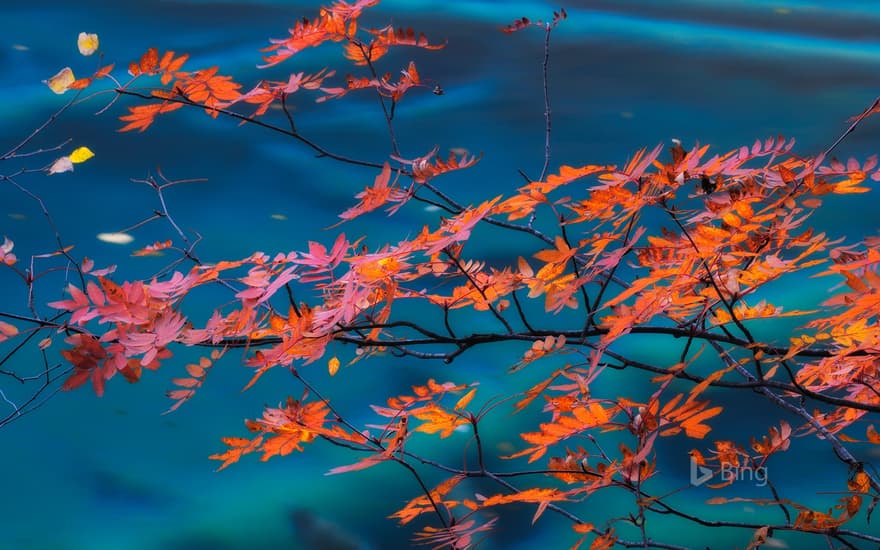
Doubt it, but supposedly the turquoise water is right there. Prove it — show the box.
[3,1,880,548]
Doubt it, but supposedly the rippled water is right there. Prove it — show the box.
[2,1,880,548]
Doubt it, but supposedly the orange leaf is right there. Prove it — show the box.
[408,150,481,183]
[118,102,184,132]
[0,321,18,342]
[139,47,159,74]
[500,16,531,33]
[480,487,569,506]
[454,387,477,411]
[132,239,173,257]
[590,528,617,550]
[325,454,386,475]
[209,436,261,471]
[411,402,467,438]
[867,424,880,444]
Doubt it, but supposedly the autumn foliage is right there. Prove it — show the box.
[6,1,880,548]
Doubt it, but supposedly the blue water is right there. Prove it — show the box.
[3,1,880,548]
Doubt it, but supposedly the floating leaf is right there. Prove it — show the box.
[132,239,172,257]
[77,32,99,56]
[44,67,75,94]
[97,232,134,245]
[328,356,340,376]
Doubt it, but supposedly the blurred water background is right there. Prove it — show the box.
[2,1,880,548]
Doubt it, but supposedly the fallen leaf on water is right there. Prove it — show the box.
[97,232,134,245]
[45,67,75,94]
[78,32,99,56]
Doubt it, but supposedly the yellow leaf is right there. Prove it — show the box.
[77,32,99,56]
[45,67,75,94]
[328,356,340,376]
[69,146,94,164]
